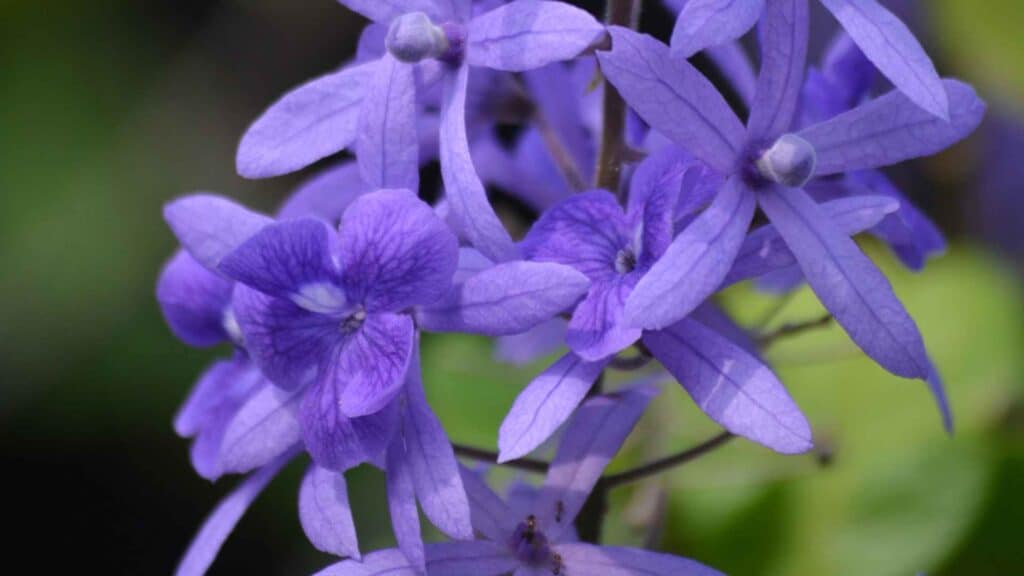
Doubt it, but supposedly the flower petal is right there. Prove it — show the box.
[798,79,986,176]
[819,0,948,119]
[385,439,426,573]
[277,161,370,222]
[707,42,757,107]
[357,55,420,191]
[314,542,516,576]
[494,318,568,366]
[219,383,303,475]
[746,0,809,142]
[467,0,605,72]
[157,251,233,347]
[497,353,609,463]
[457,466,517,542]
[554,543,723,576]
[302,376,403,470]
[336,1,456,23]
[567,277,642,361]
[521,190,630,281]
[625,176,756,330]
[534,383,659,539]
[174,450,295,576]
[164,194,272,271]
[597,27,745,174]
[417,261,589,336]
[758,185,930,378]
[440,64,519,262]
[332,312,416,418]
[339,189,459,312]
[644,318,813,453]
[236,61,376,178]
[669,0,763,59]
[300,465,361,559]
[397,345,474,540]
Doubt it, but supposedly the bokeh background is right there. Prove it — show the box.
[1,0,1021,574]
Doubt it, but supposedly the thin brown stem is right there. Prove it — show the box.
[594,0,641,194]
[756,313,834,348]
[452,443,549,474]
[600,431,735,489]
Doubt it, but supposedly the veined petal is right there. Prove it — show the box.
[417,261,589,336]
[357,55,420,191]
[669,0,763,59]
[332,312,416,418]
[567,277,642,361]
[644,318,813,453]
[157,251,233,347]
[625,176,756,330]
[314,542,516,576]
[467,0,605,72]
[758,185,930,378]
[746,0,809,142]
[535,384,659,540]
[174,450,295,576]
[336,1,457,23]
[300,465,361,559]
[277,161,370,222]
[707,42,757,107]
[494,318,568,366]
[219,383,303,475]
[799,79,986,176]
[597,27,745,173]
[339,189,459,312]
[174,358,250,438]
[164,194,272,271]
[457,467,516,542]
[724,194,900,286]
[398,346,474,540]
[301,377,402,471]
[498,353,609,463]
[385,439,426,573]
[819,0,948,119]
[220,219,341,303]
[237,61,375,178]
[554,543,723,576]
[440,64,519,262]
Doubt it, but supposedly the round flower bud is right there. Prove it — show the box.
[385,12,448,63]
[755,133,818,188]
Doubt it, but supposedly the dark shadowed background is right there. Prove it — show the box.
[1,0,1021,574]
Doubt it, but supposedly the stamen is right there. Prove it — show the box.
[615,248,637,274]
[755,133,817,188]
[340,307,366,334]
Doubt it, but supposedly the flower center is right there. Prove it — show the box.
[340,307,366,334]
[615,248,637,274]
[385,12,450,63]
[510,515,553,567]
[754,133,817,188]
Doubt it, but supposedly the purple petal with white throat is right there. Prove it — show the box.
[332,312,416,418]
[670,0,764,59]
[746,0,809,142]
[625,176,756,330]
[567,277,642,361]
[164,194,272,272]
[467,0,605,72]
[440,64,519,262]
[498,353,609,463]
[339,189,459,312]
[644,318,813,453]
[300,465,360,559]
[819,0,948,119]
[237,61,375,178]
[174,450,295,576]
[758,185,930,378]
[597,27,745,173]
[799,79,986,176]
[357,55,420,191]
[417,261,589,336]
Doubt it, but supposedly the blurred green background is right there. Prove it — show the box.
[1,0,1021,574]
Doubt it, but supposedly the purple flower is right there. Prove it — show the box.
[313,385,724,576]
[667,0,951,119]
[494,181,813,460]
[597,1,982,429]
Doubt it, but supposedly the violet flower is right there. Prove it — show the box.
[597,0,982,429]
[313,384,724,576]
[668,0,951,119]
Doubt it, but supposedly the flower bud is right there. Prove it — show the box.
[756,133,817,188]
[385,12,448,63]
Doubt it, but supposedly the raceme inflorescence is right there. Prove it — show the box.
[156,1,984,574]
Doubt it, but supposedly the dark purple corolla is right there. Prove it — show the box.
[313,384,723,576]
[597,0,983,429]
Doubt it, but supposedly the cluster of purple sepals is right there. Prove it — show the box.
[157,1,985,574]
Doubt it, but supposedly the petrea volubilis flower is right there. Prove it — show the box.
[313,384,724,576]
[667,0,952,119]
[597,1,984,427]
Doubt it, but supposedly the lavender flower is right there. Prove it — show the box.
[313,385,723,576]
[597,1,983,428]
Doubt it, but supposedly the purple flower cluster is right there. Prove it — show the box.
[157,1,984,574]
